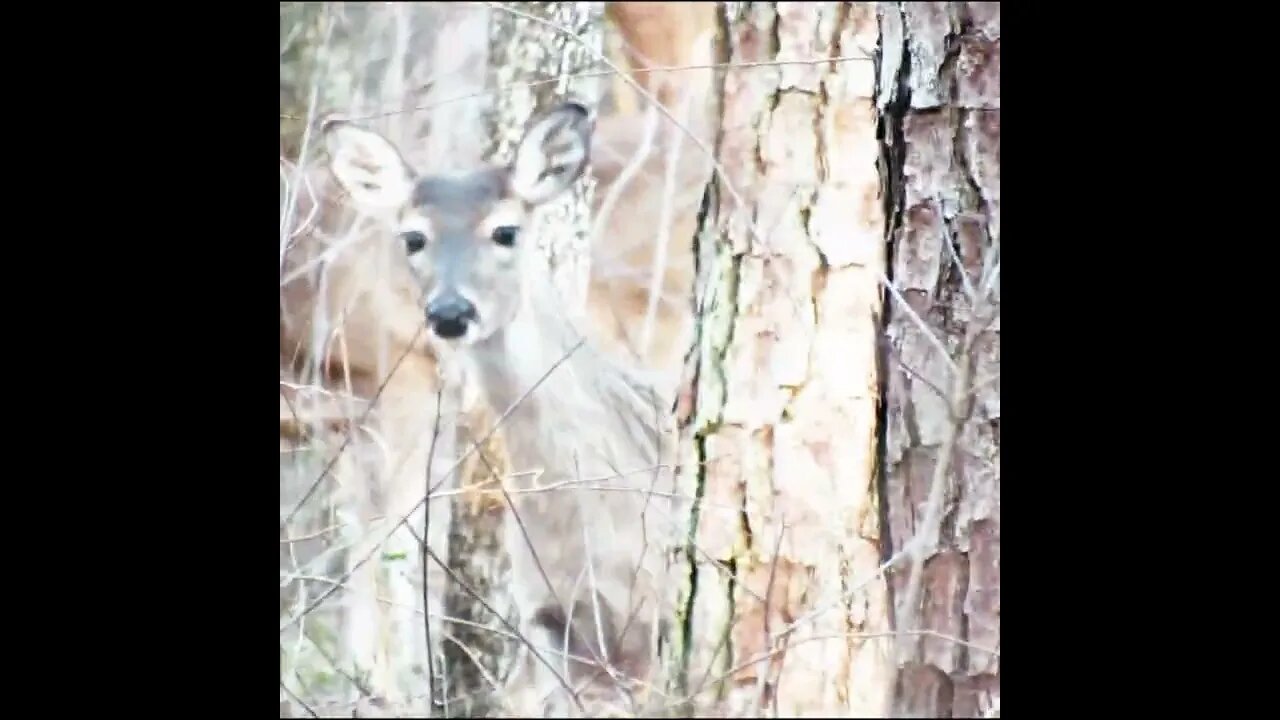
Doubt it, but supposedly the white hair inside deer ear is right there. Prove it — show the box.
[323,120,416,211]
[510,102,593,206]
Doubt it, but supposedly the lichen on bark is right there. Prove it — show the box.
[675,3,892,716]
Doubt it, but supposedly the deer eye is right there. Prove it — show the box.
[401,230,427,255]
[491,225,518,248]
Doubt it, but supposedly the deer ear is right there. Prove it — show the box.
[322,119,415,211]
[510,101,593,205]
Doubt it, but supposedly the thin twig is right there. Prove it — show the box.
[281,5,333,275]
[423,384,446,718]
[591,103,659,245]
[471,430,572,663]
[687,543,914,704]
[894,347,968,649]
[670,629,997,714]
[279,323,426,530]
[302,626,376,700]
[279,54,878,123]
[487,1,961,374]
[421,543,588,714]
[279,338,587,634]
[941,216,979,303]
[440,630,512,716]
[880,275,961,376]
[885,256,990,714]
[884,337,951,407]
[280,519,371,545]
[639,91,686,357]
[749,520,788,718]
[280,679,320,719]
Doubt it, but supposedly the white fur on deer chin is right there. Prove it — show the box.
[322,101,678,713]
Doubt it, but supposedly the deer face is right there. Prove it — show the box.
[322,102,593,345]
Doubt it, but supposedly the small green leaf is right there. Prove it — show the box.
[381,551,408,562]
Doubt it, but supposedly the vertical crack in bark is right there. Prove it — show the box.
[756,6,783,178]
[674,6,732,705]
[875,4,912,711]
[682,2,913,714]
[955,113,990,232]
[675,429,704,707]
[706,38,743,707]
[719,554,739,703]
[876,0,911,590]
[674,181,715,698]
[937,6,973,312]
[678,231,743,712]
[878,4,1000,714]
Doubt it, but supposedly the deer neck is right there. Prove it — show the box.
[464,270,594,475]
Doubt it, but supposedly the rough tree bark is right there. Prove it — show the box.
[878,3,1000,717]
[490,2,603,316]
[673,3,894,716]
[439,3,603,717]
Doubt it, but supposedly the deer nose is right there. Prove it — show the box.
[426,294,477,339]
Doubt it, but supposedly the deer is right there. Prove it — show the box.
[319,102,683,717]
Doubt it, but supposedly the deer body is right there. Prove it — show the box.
[322,102,680,716]
[468,263,675,713]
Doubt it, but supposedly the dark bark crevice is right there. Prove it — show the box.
[672,3,733,705]
[875,0,911,586]
[878,3,999,717]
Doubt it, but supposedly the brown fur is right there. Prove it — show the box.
[605,2,717,113]
[282,91,711,715]
[318,104,685,717]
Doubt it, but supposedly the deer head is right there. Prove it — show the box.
[321,102,593,346]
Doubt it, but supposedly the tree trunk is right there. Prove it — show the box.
[440,4,604,717]
[439,403,517,718]
[673,3,894,716]
[489,1,604,315]
[878,3,1000,717]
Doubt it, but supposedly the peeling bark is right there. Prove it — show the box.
[675,3,892,716]
[879,3,1000,717]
